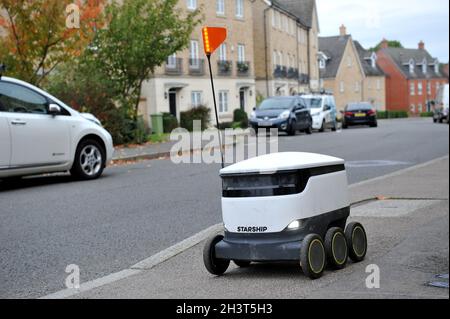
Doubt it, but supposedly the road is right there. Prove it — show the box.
[0,118,448,298]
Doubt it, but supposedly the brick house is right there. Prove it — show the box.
[252,0,320,98]
[318,26,386,112]
[376,40,449,114]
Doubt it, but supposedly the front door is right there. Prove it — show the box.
[239,89,245,110]
[0,81,71,168]
[169,90,177,118]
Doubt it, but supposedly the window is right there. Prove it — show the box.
[409,60,415,74]
[410,83,415,96]
[436,82,441,92]
[371,54,377,68]
[237,44,245,62]
[410,104,415,112]
[422,59,427,74]
[275,11,281,29]
[340,81,345,93]
[191,91,202,107]
[283,15,288,33]
[434,60,440,74]
[219,91,229,113]
[190,40,199,67]
[167,53,177,68]
[273,50,278,69]
[187,0,197,10]
[418,104,423,113]
[216,0,225,15]
[418,82,423,95]
[278,52,283,66]
[272,10,276,27]
[0,82,48,114]
[235,0,244,18]
[219,43,227,61]
[427,82,432,95]
[377,79,382,90]
[319,58,326,70]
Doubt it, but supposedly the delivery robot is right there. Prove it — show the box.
[203,152,367,279]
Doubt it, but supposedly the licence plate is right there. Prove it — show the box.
[259,121,272,127]
[355,113,366,117]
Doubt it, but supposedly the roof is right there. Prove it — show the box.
[319,35,351,78]
[380,47,444,79]
[354,41,385,77]
[274,0,316,28]
[220,152,345,175]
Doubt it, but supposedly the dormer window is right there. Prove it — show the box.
[422,59,427,74]
[434,59,440,74]
[319,58,326,69]
[371,53,377,68]
[409,60,415,74]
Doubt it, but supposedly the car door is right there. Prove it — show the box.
[323,97,333,126]
[0,81,71,168]
[294,98,308,129]
[0,108,11,169]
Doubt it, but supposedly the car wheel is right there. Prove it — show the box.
[203,235,230,276]
[71,139,105,180]
[300,234,326,279]
[287,121,296,136]
[433,118,437,123]
[305,123,313,135]
[319,120,325,132]
[342,123,348,129]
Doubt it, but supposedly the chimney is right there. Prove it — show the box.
[339,24,347,36]
[380,39,389,49]
[418,41,425,50]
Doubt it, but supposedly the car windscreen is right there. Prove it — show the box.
[258,98,293,110]
[347,103,372,111]
[303,98,322,109]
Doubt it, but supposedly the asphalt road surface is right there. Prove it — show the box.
[0,118,448,298]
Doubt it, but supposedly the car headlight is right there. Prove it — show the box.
[278,110,290,120]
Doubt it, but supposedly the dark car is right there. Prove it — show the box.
[342,102,378,129]
[249,96,312,135]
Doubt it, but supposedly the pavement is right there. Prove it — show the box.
[62,155,449,299]
[113,129,248,161]
[0,118,448,298]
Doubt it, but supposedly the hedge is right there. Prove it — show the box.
[377,111,409,119]
[180,105,211,132]
[420,112,434,118]
[162,113,179,133]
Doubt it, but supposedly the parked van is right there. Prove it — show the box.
[433,84,449,124]
[301,94,337,132]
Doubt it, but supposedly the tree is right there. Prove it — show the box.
[370,40,404,52]
[0,0,105,86]
[85,0,202,120]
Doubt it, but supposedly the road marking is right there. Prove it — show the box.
[39,154,449,299]
[346,160,411,168]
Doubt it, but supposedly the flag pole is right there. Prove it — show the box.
[206,54,225,168]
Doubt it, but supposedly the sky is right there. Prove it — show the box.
[316,0,449,62]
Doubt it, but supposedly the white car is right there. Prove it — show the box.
[302,94,338,132]
[0,76,114,180]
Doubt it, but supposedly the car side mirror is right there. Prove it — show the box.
[48,103,61,116]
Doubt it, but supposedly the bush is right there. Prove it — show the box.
[420,112,434,117]
[180,105,211,131]
[162,113,179,133]
[233,109,249,128]
[376,111,409,119]
[216,122,234,130]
